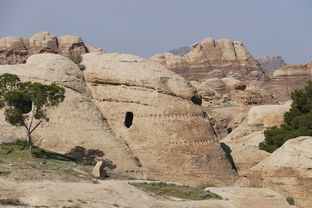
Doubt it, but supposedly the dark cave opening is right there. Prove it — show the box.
[124,112,134,128]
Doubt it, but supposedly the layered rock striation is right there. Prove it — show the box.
[262,61,312,102]
[0,32,102,64]
[82,52,237,185]
[149,37,265,81]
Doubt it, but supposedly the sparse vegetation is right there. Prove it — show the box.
[68,54,85,70]
[0,198,24,206]
[0,140,94,182]
[286,197,295,205]
[260,81,312,152]
[129,182,222,200]
[134,156,142,167]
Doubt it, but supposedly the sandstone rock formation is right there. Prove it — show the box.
[0,32,102,64]
[221,102,291,172]
[149,37,265,81]
[0,54,138,174]
[192,77,273,106]
[262,61,312,102]
[237,137,312,208]
[256,56,287,71]
[82,52,237,186]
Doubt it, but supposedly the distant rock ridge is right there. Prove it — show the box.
[149,37,266,82]
[256,56,287,71]
[262,60,312,102]
[0,32,103,64]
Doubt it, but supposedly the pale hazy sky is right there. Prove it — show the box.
[0,0,311,64]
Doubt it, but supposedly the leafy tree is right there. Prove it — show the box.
[259,81,312,152]
[0,73,65,157]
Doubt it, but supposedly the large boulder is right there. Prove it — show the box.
[82,52,237,186]
[0,54,139,174]
[149,37,265,82]
[237,137,312,208]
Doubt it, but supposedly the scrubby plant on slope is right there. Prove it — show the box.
[259,81,312,153]
[0,73,65,157]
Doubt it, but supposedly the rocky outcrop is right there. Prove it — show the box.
[82,52,237,186]
[221,102,291,172]
[192,77,273,107]
[0,32,101,65]
[262,61,312,102]
[0,54,138,174]
[256,56,287,71]
[149,37,265,81]
[237,137,312,208]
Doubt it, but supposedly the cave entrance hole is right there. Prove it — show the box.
[124,112,134,128]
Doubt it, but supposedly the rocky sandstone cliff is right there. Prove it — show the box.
[262,61,312,102]
[81,52,237,186]
[149,37,265,82]
[0,54,138,174]
[256,56,287,71]
[0,32,102,64]
[0,52,237,186]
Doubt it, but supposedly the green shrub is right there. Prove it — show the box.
[68,54,82,65]
[68,54,85,70]
[286,197,295,205]
[260,81,312,153]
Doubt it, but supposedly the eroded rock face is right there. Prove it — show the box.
[192,77,273,107]
[262,61,312,102]
[237,137,312,208]
[0,54,138,174]
[256,56,287,71]
[0,32,101,65]
[149,37,265,81]
[221,102,291,172]
[82,52,237,186]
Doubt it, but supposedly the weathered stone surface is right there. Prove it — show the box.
[1,178,294,208]
[0,54,139,174]
[256,56,287,71]
[149,37,265,82]
[262,61,312,102]
[205,187,293,208]
[221,102,291,172]
[82,52,237,186]
[0,32,92,64]
[237,137,312,208]
[192,77,273,106]
[86,45,104,53]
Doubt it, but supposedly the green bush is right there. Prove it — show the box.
[68,54,82,65]
[259,81,312,153]
[68,54,85,70]
[286,197,295,205]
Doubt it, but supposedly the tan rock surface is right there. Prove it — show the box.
[221,102,291,171]
[149,37,265,82]
[0,54,138,174]
[0,32,91,64]
[205,187,293,208]
[262,61,312,102]
[82,52,237,186]
[0,178,293,208]
[237,137,312,208]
